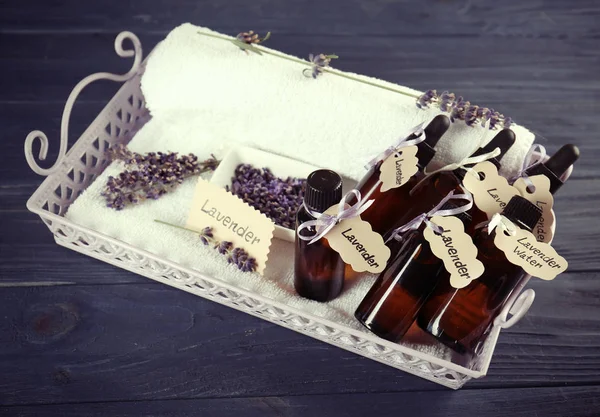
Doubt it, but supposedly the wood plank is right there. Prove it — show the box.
[0,0,598,39]
[2,33,598,102]
[1,384,599,417]
[0,275,598,405]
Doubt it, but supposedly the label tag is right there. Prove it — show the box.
[187,178,275,275]
[513,175,555,244]
[379,145,420,192]
[424,215,485,289]
[462,161,519,219]
[324,206,391,273]
[493,218,567,280]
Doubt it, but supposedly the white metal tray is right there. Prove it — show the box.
[24,32,537,389]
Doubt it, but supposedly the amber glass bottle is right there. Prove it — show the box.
[294,169,345,302]
[355,204,473,342]
[417,196,542,354]
[385,129,516,238]
[523,144,579,194]
[356,115,451,236]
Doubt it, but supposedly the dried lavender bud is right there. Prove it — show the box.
[416,90,513,130]
[304,53,338,79]
[236,30,271,45]
[439,91,455,112]
[464,105,480,127]
[215,241,233,255]
[227,247,258,273]
[228,163,306,228]
[199,227,214,245]
[102,146,219,210]
[416,89,438,109]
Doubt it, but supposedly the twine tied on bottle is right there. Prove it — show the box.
[297,189,374,245]
[364,122,427,170]
[386,189,474,243]
[509,144,547,192]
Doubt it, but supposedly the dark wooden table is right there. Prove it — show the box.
[1,1,599,416]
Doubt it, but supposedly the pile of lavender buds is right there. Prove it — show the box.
[227,164,306,229]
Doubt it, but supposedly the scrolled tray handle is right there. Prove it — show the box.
[494,288,536,329]
[25,31,143,176]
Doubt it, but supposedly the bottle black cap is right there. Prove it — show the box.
[415,115,451,167]
[524,144,579,194]
[501,195,542,231]
[455,129,516,180]
[304,169,343,213]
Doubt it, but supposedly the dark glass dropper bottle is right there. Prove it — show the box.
[355,202,473,342]
[523,144,580,194]
[356,115,451,236]
[295,169,345,302]
[417,196,542,354]
[386,129,516,238]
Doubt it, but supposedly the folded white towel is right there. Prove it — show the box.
[141,23,535,180]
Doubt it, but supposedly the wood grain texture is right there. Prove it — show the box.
[0,273,598,405]
[2,386,600,417]
[1,0,599,415]
[1,0,599,39]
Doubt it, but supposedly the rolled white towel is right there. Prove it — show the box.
[141,23,534,180]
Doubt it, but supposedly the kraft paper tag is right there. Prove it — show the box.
[187,178,275,275]
[493,218,567,280]
[379,145,420,192]
[324,206,391,273]
[513,175,555,244]
[462,161,519,219]
[424,215,485,289]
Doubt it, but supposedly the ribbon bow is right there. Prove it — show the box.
[410,147,501,196]
[487,213,518,236]
[387,189,474,243]
[297,189,374,245]
[364,122,427,170]
[509,144,546,190]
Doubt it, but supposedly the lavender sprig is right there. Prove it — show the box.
[226,164,306,229]
[158,222,258,273]
[102,145,219,210]
[232,30,271,55]
[416,90,513,130]
[304,53,339,79]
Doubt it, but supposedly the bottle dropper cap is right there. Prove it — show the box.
[501,195,542,232]
[470,129,516,165]
[415,115,451,167]
[304,169,343,213]
[455,129,516,180]
[524,144,579,194]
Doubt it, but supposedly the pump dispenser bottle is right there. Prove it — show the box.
[295,169,345,302]
[356,115,451,236]
[417,196,542,354]
[385,129,516,239]
[355,202,473,342]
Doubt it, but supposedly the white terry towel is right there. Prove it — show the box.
[141,23,535,180]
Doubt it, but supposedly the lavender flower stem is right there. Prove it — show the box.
[197,31,419,99]
[154,219,199,234]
